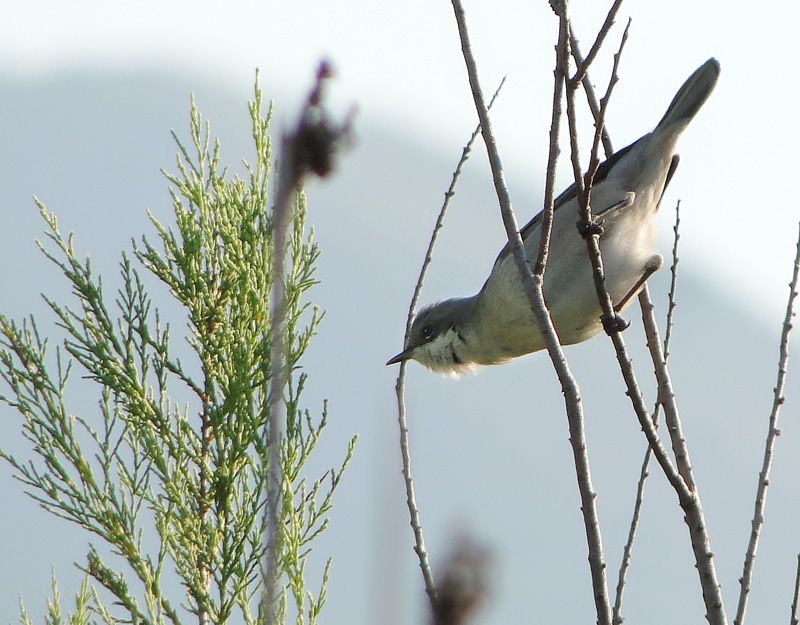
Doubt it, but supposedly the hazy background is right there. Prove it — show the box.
[1,1,799,624]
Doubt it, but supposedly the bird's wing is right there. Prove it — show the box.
[487,58,719,270]
[656,154,680,211]
[493,137,641,266]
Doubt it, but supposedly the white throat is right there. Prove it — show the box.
[413,329,477,377]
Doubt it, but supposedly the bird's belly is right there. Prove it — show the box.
[480,208,657,355]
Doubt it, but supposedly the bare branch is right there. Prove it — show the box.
[567,14,730,623]
[613,441,651,624]
[640,288,697,490]
[664,201,682,360]
[561,15,625,314]
[569,24,614,157]
[570,0,625,85]
[394,381,437,606]
[402,78,507,341]
[562,9,688,498]
[533,14,568,276]
[393,78,506,608]
[564,17,683,494]
[584,19,629,190]
[582,12,725,623]
[263,61,350,623]
[564,18,688,618]
[451,1,613,622]
[570,7,729,617]
[791,554,800,625]
[638,291,727,624]
[734,221,800,625]
[565,15,728,623]
[613,200,682,624]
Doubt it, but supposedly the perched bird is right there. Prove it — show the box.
[387,58,720,375]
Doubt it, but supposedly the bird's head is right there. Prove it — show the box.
[386,298,477,377]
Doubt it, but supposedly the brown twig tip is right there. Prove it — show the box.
[293,117,343,179]
[306,59,334,107]
[548,0,567,17]
[431,538,492,625]
[289,59,353,180]
[316,59,334,82]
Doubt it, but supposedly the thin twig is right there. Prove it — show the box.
[570,0,625,85]
[394,78,506,608]
[394,379,437,605]
[569,24,613,156]
[566,4,728,618]
[563,11,691,496]
[613,200,681,624]
[790,554,800,625]
[734,221,800,625]
[584,20,629,190]
[402,78,507,340]
[565,18,682,618]
[263,61,350,624]
[573,18,694,617]
[664,201,681,360]
[641,287,697,491]
[568,9,704,603]
[612,442,650,624]
[566,17,729,623]
[533,10,568,276]
[451,1,613,622]
[636,208,728,624]
[638,291,727,624]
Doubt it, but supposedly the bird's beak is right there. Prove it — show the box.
[386,347,414,366]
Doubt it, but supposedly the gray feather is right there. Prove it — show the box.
[655,58,720,133]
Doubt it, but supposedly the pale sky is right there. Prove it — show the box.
[4,0,798,322]
[2,3,800,625]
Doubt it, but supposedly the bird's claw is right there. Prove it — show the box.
[577,220,604,238]
[601,312,630,335]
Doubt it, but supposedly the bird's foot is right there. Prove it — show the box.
[577,219,604,238]
[601,312,630,335]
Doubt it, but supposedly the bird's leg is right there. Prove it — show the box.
[601,254,662,335]
[598,191,636,218]
[613,254,664,312]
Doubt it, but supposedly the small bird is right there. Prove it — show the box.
[387,58,719,375]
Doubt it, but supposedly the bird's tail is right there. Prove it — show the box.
[655,58,720,135]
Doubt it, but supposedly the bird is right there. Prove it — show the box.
[387,58,720,376]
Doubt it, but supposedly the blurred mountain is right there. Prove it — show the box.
[0,71,797,625]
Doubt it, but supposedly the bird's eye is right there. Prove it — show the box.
[422,325,434,340]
